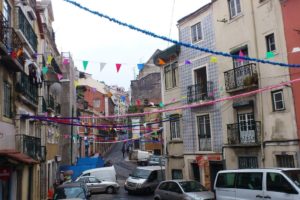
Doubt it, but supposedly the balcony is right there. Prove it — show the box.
[15,134,41,160]
[15,72,38,105]
[0,13,24,70]
[227,121,261,146]
[224,63,258,92]
[16,8,37,52]
[187,81,214,103]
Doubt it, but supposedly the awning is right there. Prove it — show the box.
[0,149,39,164]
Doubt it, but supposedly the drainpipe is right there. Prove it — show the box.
[250,0,265,167]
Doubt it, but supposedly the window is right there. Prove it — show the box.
[276,155,295,168]
[164,62,178,89]
[93,99,100,108]
[167,182,182,193]
[3,0,11,25]
[191,22,202,43]
[170,114,180,139]
[158,182,169,190]
[239,157,258,169]
[266,33,276,52]
[3,81,12,118]
[231,47,249,68]
[267,172,296,193]
[272,90,285,111]
[172,169,183,180]
[229,0,241,18]
[236,173,262,190]
[216,173,236,188]
[197,114,211,151]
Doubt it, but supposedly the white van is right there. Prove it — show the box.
[78,166,117,182]
[124,166,165,194]
[214,168,300,200]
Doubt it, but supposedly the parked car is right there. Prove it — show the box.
[75,175,120,194]
[148,155,166,166]
[130,150,152,166]
[78,165,117,182]
[214,168,300,200]
[53,182,91,200]
[154,180,215,200]
[124,165,165,194]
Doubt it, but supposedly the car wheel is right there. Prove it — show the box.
[154,197,160,200]
[106,186,115,194]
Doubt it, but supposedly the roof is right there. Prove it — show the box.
[0,149,39,164]
[177,2,213,25]
[218,168,300,173]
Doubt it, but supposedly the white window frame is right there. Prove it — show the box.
[272,90,285,111]
[196,113,212,151]
[191,22,203,43]
[164,61,178,90]
[170,114,180,140]
[229,0,241,18]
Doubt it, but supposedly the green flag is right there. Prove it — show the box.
[83,60,89,70]
[266,51,274,59]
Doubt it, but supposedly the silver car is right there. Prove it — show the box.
[154,180,215,200]
[75,176,120,194]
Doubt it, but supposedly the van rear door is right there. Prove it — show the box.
[235,172,264,200]
[214,172,236,200]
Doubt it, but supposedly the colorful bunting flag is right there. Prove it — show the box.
[100,62,106,71]
[136,99,141,106]
[266,51,275,59]
[185,60,191,64]
[83,60,88,71]
[47,55,53,64]
[16,48,23,57]
[42,66,48,74]
[10,51,17,59]
[116,63,122,72]
[238,50,244,62]
[137,63,144,71]
[121,96,126,102]
[57,74,63,80]
[210,56,218,63]
[159,102,164,107]
[158,58,166,65]
[63,58,70,65]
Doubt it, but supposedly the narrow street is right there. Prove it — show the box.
[90,143,154,200]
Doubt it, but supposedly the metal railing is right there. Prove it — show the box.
[15,134,41,160]
[187,81,214,103]
[16,72,38,104]
[224,63,258,91]
[227,121,261,145]
[17,8,37,52]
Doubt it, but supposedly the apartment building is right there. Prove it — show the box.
[154,44,184,179]
[177,2,223,189]
[212,0,299,169]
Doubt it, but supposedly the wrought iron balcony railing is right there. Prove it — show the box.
[224,63,258,91]
[227,121,261,145]
[0,12,23,53]
[17,8,37,52]
[15,134,41,160]
[15,72,38,104]
[187,81,214,103]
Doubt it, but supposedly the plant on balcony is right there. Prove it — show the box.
[243,73,258,86]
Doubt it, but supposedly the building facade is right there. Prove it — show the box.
[212,0,299,169]
[177,2,223,189]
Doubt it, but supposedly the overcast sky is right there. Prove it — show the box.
[52,0,211,90]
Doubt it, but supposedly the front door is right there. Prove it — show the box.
[210,161,223,190]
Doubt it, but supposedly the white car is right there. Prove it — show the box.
[154,180,215,200]
[75,176,119,194]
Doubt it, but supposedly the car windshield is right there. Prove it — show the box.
[54,186,85,199]
[179,181,208,192]
[283,170,300,188]
[131,169,151,179]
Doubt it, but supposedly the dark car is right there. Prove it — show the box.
[154,180,215,200]
[53,182,91,200]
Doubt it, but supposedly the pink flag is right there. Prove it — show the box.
[238,50,244,62]
[57,74,63,80]
[116,63,122,72]
[63,58,70,65]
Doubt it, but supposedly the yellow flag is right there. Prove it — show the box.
[210,56,218,63]
[47,55,53,64]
